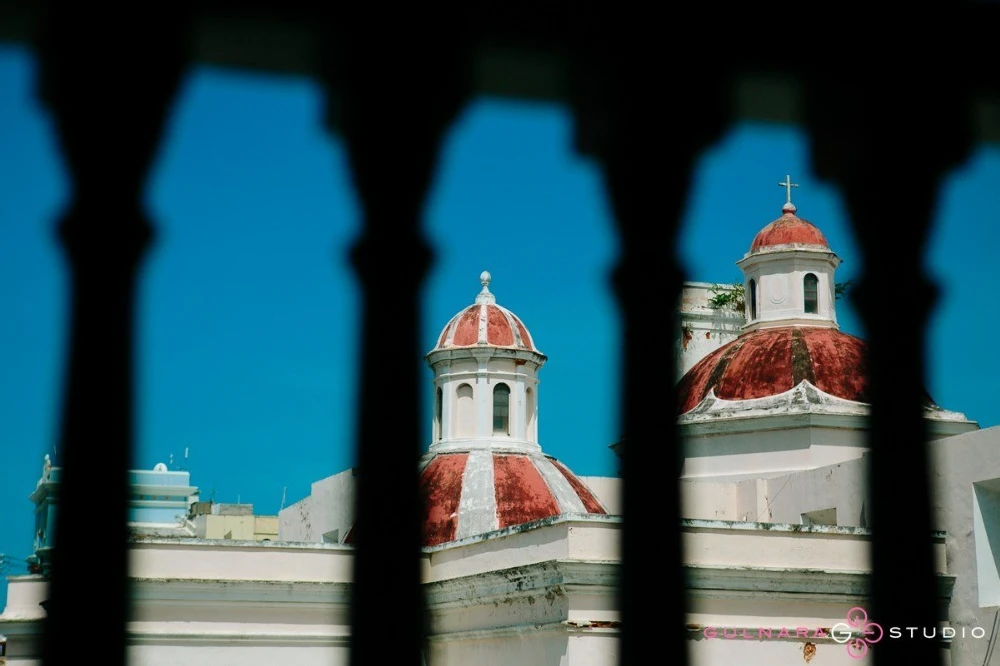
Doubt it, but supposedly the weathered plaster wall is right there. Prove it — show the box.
[677,282,745,379]
[278,468,356,543]
[929,425,1000,666]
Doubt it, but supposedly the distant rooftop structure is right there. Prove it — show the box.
[25,457,277,574]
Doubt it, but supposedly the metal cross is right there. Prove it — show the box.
[778,174,799,205]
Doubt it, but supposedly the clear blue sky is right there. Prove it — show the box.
[2,44,999,606]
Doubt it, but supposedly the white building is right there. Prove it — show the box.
[3,185,996,665]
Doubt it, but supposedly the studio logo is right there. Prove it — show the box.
[830,607,883,659]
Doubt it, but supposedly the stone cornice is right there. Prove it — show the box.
[425,346,546,368]
[737,246,840,268]
[678,381,976,432]
[130,578,352,605]
[422,513,621,552]
[127,631,350,647]
[425,559,619,610]
[686,564,956,602]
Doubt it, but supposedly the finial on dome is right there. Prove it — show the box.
[476,270,496,304]
[778,174,799,214]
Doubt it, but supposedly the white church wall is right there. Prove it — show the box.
[688,634,882,665]
[564,633,621,665]
[423,519,622,665]
[680,479,740,520]
[684,521,950,665]
[1,539,356,666]
[428,568,571,637]
[929,425,1000,666]
[128,537,354,582]
[677,282,745,378]
[681,422,869,480]
[423,517,621,584]
[578,476,621,515]
[0,576,44,664]
[739,254,839,330]
[428,633,572,666]
[127,643,348,666]
[682,460,867,526]
[681,520,894,571]
[0,577,45,621]
[763,457,869,528]
[428,632,620,666]
[733,478,769,522]
[4,515,962,666]
[278,468,356,543]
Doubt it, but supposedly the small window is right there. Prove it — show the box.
[804,273,818,314]
[493,383,510,435]
[456,384,474,437]
[435,387,443,440]
[748,279,757,320]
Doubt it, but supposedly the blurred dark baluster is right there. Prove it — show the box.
[568,10,731,663]
[321,11,469,665]
[34,6,189,665]
[804,35,972,665]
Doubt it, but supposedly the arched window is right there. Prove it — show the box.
[456,384,474,438]
[493,383,510,435]
[434,387,443,440]
[748,279,757,320]
[804,273,819,314]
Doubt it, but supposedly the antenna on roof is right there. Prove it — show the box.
[169,453,174,469]
[280,486,287,512]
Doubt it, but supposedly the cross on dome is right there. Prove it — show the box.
[778,174,799,213]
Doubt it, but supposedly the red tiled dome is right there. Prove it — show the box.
[419,452,605,547]
[677,327,869,414]
[431,271,539,354]
[433,302,537,352]
[749,203,829,254]
[343,453,605,548]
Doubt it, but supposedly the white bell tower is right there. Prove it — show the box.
[425,272,547,454]
[737,176,842,332]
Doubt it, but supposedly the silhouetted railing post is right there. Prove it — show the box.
[35,8,189,665]
[321,13,469,665]
[805,55,972,664]
[569,14,731,663]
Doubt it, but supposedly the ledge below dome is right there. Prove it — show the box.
[677,381,979,481]
[428,437,542,455]
[742,316,839,333]
[679,379,976,429]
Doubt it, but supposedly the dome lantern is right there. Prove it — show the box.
[426,271,546,451]
[408,271,605,547]
[736,176,841,332]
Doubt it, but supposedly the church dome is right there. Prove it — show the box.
[749,202,830,254]
[419,451,606,547]
[343,452,606,548]
[431,271,539,353]
[677,327,870,414]
[341,269,600,549]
